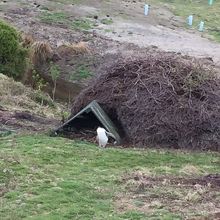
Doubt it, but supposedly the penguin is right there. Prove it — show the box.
[96,127,116,148]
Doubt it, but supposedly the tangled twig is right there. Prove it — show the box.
[71,52,220,150]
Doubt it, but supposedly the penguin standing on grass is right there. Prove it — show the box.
[96,127,116,148]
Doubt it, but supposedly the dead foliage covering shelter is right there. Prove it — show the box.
[71,53,220,150]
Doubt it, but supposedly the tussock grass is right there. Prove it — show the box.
[21,34,34,48]
[30,41,53,67]
[57,41,90,56]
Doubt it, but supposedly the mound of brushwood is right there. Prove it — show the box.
[71,53,220,150]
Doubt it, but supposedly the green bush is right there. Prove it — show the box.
[0,20,28,79]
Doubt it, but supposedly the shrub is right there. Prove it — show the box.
[49,62,60,101]
[0,20,28,79]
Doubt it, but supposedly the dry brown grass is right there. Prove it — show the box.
[115,171,220,219]
[21,34,34,48]
[57,41,90,56]
[180,164,202,176]
[0,73,60,118]
[30,41,53,67]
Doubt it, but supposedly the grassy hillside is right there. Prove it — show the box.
[0,134,219,219]
[44,0,220,42]
[0,73,61,118]
[154,0,220,42]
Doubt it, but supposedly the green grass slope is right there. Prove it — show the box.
[0,135,219,219]
[153,0,220,42]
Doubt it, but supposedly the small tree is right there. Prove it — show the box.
[49,62,60,101]
[0,20,28,79]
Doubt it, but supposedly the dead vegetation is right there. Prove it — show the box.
[71,52,220,150]
[23,38,90,82]
[0,73,61,118]
[0,73,61,132]
[57,41,90,57]
[21,33,34,48]
[30,41,54,67]
[115,171,220,219]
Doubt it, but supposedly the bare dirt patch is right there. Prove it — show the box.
[0,110,59,133]
[115,171,220,219]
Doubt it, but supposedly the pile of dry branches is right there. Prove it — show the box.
[71,53,220,150]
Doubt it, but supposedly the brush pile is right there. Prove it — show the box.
[71,53,220,150]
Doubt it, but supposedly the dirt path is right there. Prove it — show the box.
[1,0,220,66]
[98,18,220,64]
[1,0,220,67]
[94,0,220,65]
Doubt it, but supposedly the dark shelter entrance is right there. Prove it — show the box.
[54,100,121,144]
